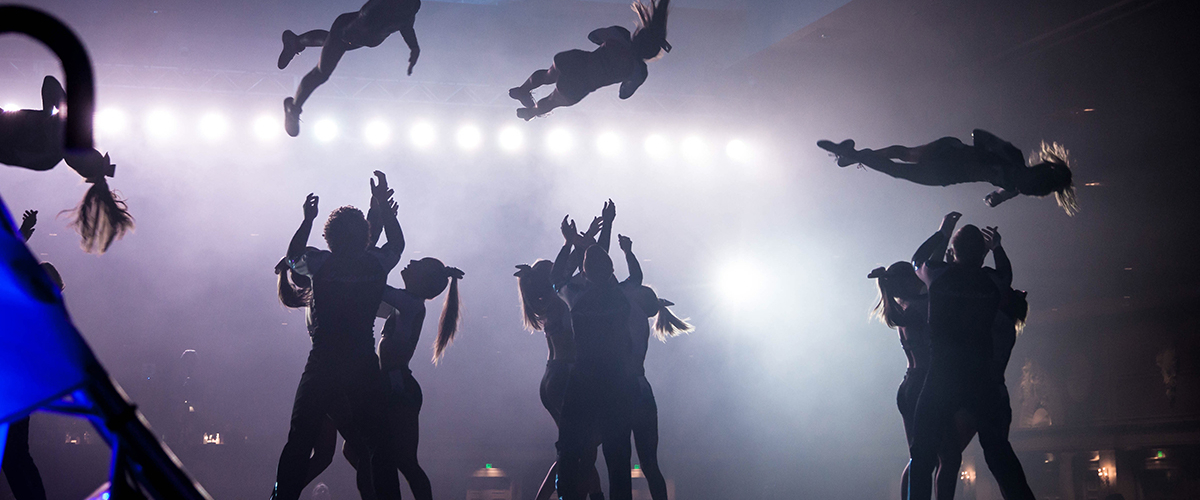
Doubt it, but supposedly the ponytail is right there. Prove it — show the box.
[432,266,464,363]
[63,177,133,254]
[868,266,899,328]
[652,298,692,341]
[275,257,311,309]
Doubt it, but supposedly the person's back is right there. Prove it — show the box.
[587,38,639,90]
[927,263,1000,380]
[309,250,388,355]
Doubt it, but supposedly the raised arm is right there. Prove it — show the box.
[913,212,960,265]
[618,234,642,286]
[371,171,404,269]
[550,216,577,287]
[983,226,1012,287]
[19,210,37,242]
[598,199,615,252]
[289,194,319,262]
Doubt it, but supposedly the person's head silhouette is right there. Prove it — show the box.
[322,206,369,254]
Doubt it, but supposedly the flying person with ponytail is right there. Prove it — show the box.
[817,130,1078,215]
[0,76,132,253]
[508,0,672,120]
[614,233,689,500]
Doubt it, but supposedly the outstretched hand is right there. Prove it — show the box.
[601,199,616,223]
[560,215,578,244]
[303,193,319,222]
[19,210,37,240]
[939,211,962,237]
[407,47,420,76]
[370,170,394,203]
[584,216,603,239]
[618,234,632,252]
[982,226,1002,250]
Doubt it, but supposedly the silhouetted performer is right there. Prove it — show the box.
[550,216,637,500]
[508,0,671,120]
[870,259,967,500]
[516,257,605,500]
[817,130,1077,215]
[273,171,404,500]
[907,214,1035,500]
[277,0,421,137]
[2,210,54,500]
[0,76,132,253]
[616,234,689,500]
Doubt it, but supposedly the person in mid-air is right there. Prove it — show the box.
[508,0,671,120]
[277,0,422,137]
[817,130,1077,215]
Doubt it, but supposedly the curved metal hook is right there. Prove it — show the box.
[0,5,95,152]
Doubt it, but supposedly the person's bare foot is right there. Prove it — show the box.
[817,139,857,167]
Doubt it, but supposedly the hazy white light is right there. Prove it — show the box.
[198,112,229,141]
[2,102,19,112]
[717,260,766,305]
[456,124,483,150]
[497,126,524,152]
[253,115,281,141]
[726,139,753,162]
[313,119,338,142]
[94,108,129,136]
[596,131,624,157]
[545,128,574,155]
[145,108,178,140]
[644,134,671,160]
[364,119,391,146]
[410,122,436,149]
[681,135,710,162]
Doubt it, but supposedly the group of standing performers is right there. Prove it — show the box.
[516,200,691,500]
[271,171,462,500]
[869,211,1035,500]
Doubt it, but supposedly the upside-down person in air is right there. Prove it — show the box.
[0,76,132,253]
[817,130,1078,215]
[277,0,421,137]
[516,218,608,500]
[905,212,1036,500]
[272,171,406,500]
[508,0,671,120]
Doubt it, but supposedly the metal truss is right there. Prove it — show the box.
[0,58,730,116]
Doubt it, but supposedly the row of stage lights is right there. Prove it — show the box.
[68,107,757,161]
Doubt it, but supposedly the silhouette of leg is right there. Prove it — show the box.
[908,369,954,500]
[511,66,560,108]
[274,359,335,500]
[519,90,573,120]
[302,417,339,486]
[2,417,47,500]
[393,379,433,500]
[286,13,357,136]
[280,29,329,69]
[976,389,1035,500]
[632,379,668,500]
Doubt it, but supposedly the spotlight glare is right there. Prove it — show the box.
[596,131,624,157]
[198,112,229,141]
[681,135,709,162]
[497,126,524,152]
[545,128,574,155]
[410,122,436,149]
[144,108,178,140]
[94,108,129,136]
[313,119,338,142]
[2,102,19,112]
[364,119,391,146]
[253,115,281,141]
[456,124,483,150]
[644,134,671,160]
[717,260,766,305]
[726,139,753,162]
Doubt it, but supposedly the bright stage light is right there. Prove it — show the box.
[410,121,436,149]
[726,139,753,162]
[716,260,766,305]
[1,102,19,112]
[313,119,338,142]
[596,131,624,157]
[198,112,229,141]
[545,128,574,155]
[681,136,710,162]
[253,115,281,141]
[144,108,178,140]
[456,124,483,150]
[364,119,391,146]
[94,108,128,136]
[497,126,524,152]
[644,134,671,160]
